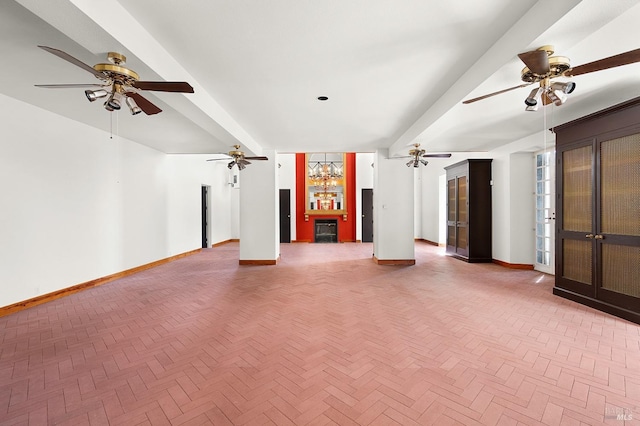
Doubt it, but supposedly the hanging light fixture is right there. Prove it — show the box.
[308,153,344,210]
[85,89,108,102]
[125,96,142,115]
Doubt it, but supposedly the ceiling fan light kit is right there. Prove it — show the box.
[463,45,640,111]
[84,88,108,102]
[125,96,142,115]
[35,46,194,116]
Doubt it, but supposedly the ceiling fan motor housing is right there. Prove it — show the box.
[521,56,570,82]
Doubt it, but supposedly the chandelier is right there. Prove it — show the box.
[308,154,343,190]
[308,153,343,210]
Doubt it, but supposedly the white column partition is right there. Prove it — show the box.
[372,149,415,265]
[239,150,279,264]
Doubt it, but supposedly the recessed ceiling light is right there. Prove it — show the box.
[317,96,329,101]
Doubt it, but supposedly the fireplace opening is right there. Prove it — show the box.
[315,219,338,243]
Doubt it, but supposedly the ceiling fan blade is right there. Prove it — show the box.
[35,83,106,89]
[206,158,229,161]
[564,48,640,77]
[422,153,452,158]
[127,92,162,115]
[131,81,194,93]
[38,46,106,79]
[244,156,269,160]
[462,83,532,104]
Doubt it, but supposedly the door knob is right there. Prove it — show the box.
[595,234,605,240]
[586,234,594,239]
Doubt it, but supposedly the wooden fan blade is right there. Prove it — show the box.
[463,83,532,104]
[127,92,162,115]
[422,153,452,158]
[131,81,194,93]
[35,83,106,89]
[206,158,229,161]
[518,49,550,75]
[244,156,268,160]
[38,46,106,79]
[564,48,640,76]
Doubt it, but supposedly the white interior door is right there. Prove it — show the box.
[534,150,555,274]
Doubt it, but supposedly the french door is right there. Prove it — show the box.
[534,150,555,274]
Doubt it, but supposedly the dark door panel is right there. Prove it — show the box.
[279,189,291,243]
[362,189,373,243]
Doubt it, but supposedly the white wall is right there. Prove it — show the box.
[165,154,233,249]
[414,168,422,238]
[417,164,444,243]
[277,153,296,241]
[239,150,279,261]
[373,149,414,260]
[230,183,240,239]
[0,93,228,308]
[356,153,374,241]
[508,153,535,264]
[491,155,510,262]
[438,174,446,245]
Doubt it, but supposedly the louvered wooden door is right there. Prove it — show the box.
[557,134,640,311]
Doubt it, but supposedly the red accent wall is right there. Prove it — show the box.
[296,153,356,242]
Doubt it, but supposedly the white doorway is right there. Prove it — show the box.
[534,150,555,274]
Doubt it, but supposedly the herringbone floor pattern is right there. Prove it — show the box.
[1,242,639,425]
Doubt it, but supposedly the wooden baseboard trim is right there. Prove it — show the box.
[492,259,534,270]
[239,259,278,265]
[212,239,239,247]
[0,248,202,318]
[415,238,443,247]
[292,240,311,243]
[373,256,415,266]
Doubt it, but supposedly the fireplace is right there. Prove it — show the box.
[314,219,338,243]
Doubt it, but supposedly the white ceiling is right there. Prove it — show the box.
[2,0,640,158]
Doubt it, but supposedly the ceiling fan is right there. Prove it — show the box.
[397,143,452,168]
[35,46,194,115]
[206,145,268,170]
[463,45,640,110]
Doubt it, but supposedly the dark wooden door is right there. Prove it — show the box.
[279,189,291,243]
[361,189,373,242]
[556,140,595,298]
[201,186,208,248]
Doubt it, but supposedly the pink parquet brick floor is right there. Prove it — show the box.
[1,242,639,425]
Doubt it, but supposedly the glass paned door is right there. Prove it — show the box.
[535,150,555,274]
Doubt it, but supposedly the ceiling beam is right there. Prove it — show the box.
[17,0,264,156]
[388,0,583,157]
